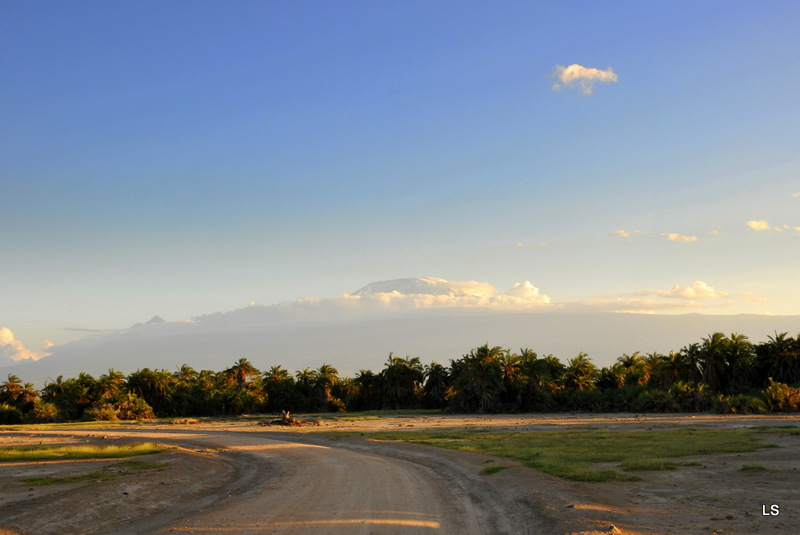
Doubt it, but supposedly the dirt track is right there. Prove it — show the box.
[0,425,562,534]
[1,414,799,534]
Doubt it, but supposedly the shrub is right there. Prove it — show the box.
[0,403,24,424]
[328,397,346,413]
[631,389,680,412]
[712,394,767,414]
[28,401,61,423]
[115,394,156,420]
[668,381,710,412]
[84,403,118,421]
[763,379,800,412]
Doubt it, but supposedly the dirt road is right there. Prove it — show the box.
[3,414,799,534]
[1,427,561,534]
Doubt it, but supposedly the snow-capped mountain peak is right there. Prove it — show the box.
[352,278,496,298]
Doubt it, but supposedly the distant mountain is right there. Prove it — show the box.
[2,303,799,389]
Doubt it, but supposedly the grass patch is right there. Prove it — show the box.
[620,459,677,471]
[112,459,168,470]
[481,465,509,475]
[1,421,146,431]
[0,442,164,462]
[740,463,769,472]
[354,427,772,482]
[22,458,168,486]
[755,425,800,436]
[24,471,119,485]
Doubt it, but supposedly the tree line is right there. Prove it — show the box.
[1,331,799,423]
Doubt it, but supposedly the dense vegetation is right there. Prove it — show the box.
[1,331,799,423]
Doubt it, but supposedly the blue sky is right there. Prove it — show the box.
[2,1,799,362]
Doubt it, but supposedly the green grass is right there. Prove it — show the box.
[0,442,164,462]
[740,463,769,472]
[24,471,119,485]
[755,425,800,435]
[353,427,773,482]
[1,421,147,431]
[113,459,168,469]
[480,465,509,475]
[620,459,677,471]
[22,459,168,486]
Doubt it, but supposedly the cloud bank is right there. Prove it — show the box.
[0,327,52,362]
[550,64,618,95]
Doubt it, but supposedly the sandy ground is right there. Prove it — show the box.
[0,413,798,534]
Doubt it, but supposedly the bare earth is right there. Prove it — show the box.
[1,414,798,534]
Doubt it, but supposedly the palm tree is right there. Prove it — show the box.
[450,344,506,413]
[381,353,424,409]
[726,333,755,393]
[353,369,382,411]
[126,369,177,416]
[562,353,598,391]
[422,362,449,409]
[755,332,800,386]
[263,365,296,412]
[698,333,729,392]
[0,375,39,413]
[96,369,126,401]
[313,363,339,410]
[225,358,261,390]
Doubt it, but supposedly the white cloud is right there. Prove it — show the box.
[550,64,618,95]
[792,192,800,197]
[0,327,52,362]
[346,278,549,310]
[615,230,631,238]
[746,220,800,232]
[662,233,698,242]
[504,281,543,299]
[639,281,728,300]
[746,220,772,231]
[567,281,732,314]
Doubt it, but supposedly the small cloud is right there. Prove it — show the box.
[504,281,542,299]
[641,281,728,300]
[612,230,643,239]
[0,327,52,362]
[550,64,618,95]
[740,291,769,305]
[746,220,772,231]
[792,192,800,197]
[516,242,525,247]
[710,229,720,235]
[662,233,698,242]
